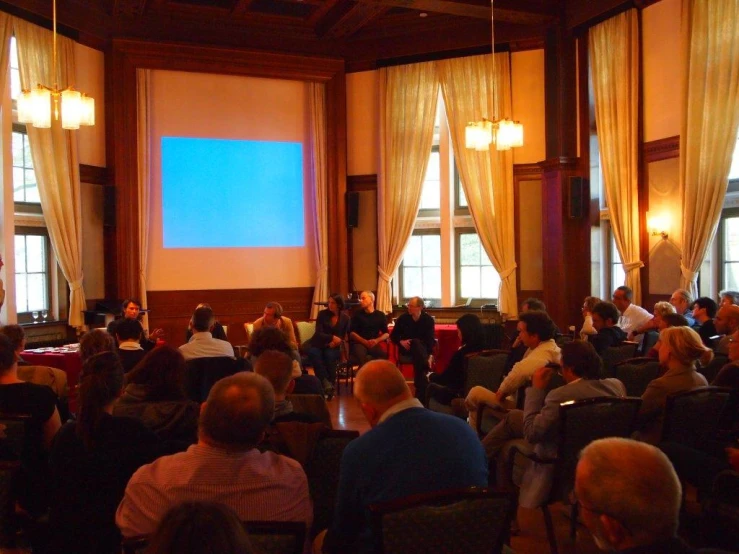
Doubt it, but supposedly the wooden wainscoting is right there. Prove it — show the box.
[146,287,314,348]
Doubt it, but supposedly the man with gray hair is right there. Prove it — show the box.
[318,360,487,553]
[349,290,389,366]
[390,296,436,402]
[575,437,693,553]
[116,372,312,538]
[670,289,696,327]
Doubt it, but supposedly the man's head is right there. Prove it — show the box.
[522,297,546,313]
[575,438,681,550]
[611,286,632,313]
[262,302,283,327]
[517,311,556,349]
[692,297,718,322]
[719,290,739,307]
[199,373,275,452]
[116,318,143,344]
[714,304,739,335]
[669,289,692,316]
[561,340,603,380]
[354,360,412,427]
[406,296,424,320]
[80,329,116,362]
[359,290,375,312]
[591,302,620,331]
[192,306,215,333]
[0,334,16,374]
[121,299,142,320]
[0,324,25,354]
[254,350,294,400]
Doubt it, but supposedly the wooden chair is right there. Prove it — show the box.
[661,386,731,448]
[369,487,515,554]
[505,397,642,554]
[612,357,662,397]
[334,340,357,394]
[601,341,639,377]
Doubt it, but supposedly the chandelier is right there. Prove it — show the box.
[17,0,95,130]
[465,0,523,151]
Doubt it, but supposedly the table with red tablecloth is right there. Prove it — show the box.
[388,323,460,376]
[21,349,83,413]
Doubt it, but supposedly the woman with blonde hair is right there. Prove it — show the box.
[636,326,710,443]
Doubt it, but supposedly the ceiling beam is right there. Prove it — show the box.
[352,0,558,25]
[323,3,389,38]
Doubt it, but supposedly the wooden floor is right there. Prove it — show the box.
[325,388,602,554]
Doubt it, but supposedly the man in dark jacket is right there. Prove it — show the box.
[589,301,627,355]
[390,296,435,402]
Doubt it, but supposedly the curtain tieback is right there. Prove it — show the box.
[69,277,84,292]
[378,267,393,283]
[680,263,697,283]
[623,261,644,272]
[498,263,517,280]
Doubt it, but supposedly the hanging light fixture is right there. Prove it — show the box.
[465,0,523,151]
[16,0,95,130]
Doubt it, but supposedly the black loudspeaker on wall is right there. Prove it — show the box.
[346,191,360,228]
[568,176,586,219]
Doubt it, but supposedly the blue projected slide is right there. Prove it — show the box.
[161,137,304,248]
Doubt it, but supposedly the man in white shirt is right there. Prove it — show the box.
[465,310,561,429]
[179,306,235,361]
[612,286,653,342]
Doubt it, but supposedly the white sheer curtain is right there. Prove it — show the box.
[437,53,518,316]
[308,82,329,319]
[137,69,152,330]
[589,10,643,304]
[0,13,11,100]
[376,62,439,313]
[679,0,739,296]
[13,18,86,327]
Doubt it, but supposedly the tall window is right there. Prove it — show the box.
[13,126,39,202]
[14,231,50,313]
[398,93,500,306]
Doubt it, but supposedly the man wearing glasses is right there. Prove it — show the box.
[390,296,435,402]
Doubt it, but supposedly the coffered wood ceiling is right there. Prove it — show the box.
[0,0,648,71]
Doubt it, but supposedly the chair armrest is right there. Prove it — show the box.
[476,401,509,437]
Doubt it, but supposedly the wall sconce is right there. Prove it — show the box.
[648,213,669,240]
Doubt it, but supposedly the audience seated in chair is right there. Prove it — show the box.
[253,301,302,367]
[114,345,200,445]
[48,352,161,554]
[465,310,561,430]
[250,327,322,395]
[146,501,255,554]
[179,305,235,362]
[349,290,389,366]
[635,326,711,444]
[692,297,719,348]
[579,296,601,340]
[107,298,163,351]
[427,313,486,405]
[389,296,436,402]
[185,303,228,343]
[644,313,689,359]
[713,304,739,355]
[481,340,626,508]
[0,334,60,519]
[316,360,487,554]
[505,298,547,373]
[306,294,350,398]
[612,286,653,345]
[116,372,312,539]
[80,329,116,362]
[576,438,704,553]
[588,301,627,355]
[670,289,698,328]
[116,318,148,373]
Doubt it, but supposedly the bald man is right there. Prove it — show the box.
[319,360,487,553]
[713,304,739,354]
[575,438,693,552]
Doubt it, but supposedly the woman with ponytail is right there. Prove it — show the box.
[48,352,161,554]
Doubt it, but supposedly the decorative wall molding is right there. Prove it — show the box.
[347,174,377,191]
[643,135,679,163]
[513,163,543,177]
[79,164,109,186]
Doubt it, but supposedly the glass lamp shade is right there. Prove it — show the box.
[465,120,493,151]
[17,90,34,124]
[61,89,82,129]
[30,87,51,128]
[80,95,95,126]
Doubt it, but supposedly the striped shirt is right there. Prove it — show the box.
[116,443,312,538]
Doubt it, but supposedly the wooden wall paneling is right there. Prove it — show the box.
[513,163,543,301]
[544,24,578,160]
[79,164,110,186]
[106,39,347,307]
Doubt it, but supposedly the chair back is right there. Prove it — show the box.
[295,321,316,348]
[481,323,507,350]
[464,349,509,395]
[698,354,729,383]
[551,397,642,501]
[369,487,515,554]
[639,330,660,356]
[184,356,239,402]
[0,413,31,547]
[304,429,359,536]
[661,386,731,448]
[601,341,639,377]
[613,358,662,397]
[17,365,68,399]
[285,394,332,429]
[244,520,306,554]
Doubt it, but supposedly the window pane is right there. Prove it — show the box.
[729,136,739,180]
[25,171,40,202]
[724,217,739,260]
[403,235,422,267]
[480,244,493,266]
[14,235,26,271]
[26,235,45,273]
[13,167,24,201]
[460,233,480,265]
[420,151,440,210]
[423,267,442,299]
[24,137,32,168]
[612,263,625,289]
[15,274,28,313]
[458,182,468,208]
[27,273,47,311]
[403,267,423,297]
[461,266,481,298]
[422,234,441,266]
[12,132,23,166]
[481,266,501,298]
[725,262,739,291]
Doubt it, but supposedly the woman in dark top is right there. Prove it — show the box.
[114,345,199,444]
[48,352,161,554]
[307,294,351,397]
[0,334,61,517]
[428,314,486,403]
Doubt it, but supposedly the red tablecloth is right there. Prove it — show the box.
[21,350,83,413]
[388,323,460,375]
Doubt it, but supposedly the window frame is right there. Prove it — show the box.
[453,163,469,216]
[717,205,739,292]
[398,228,442,306]
[417,144,441,218]
[14,226,53,323]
